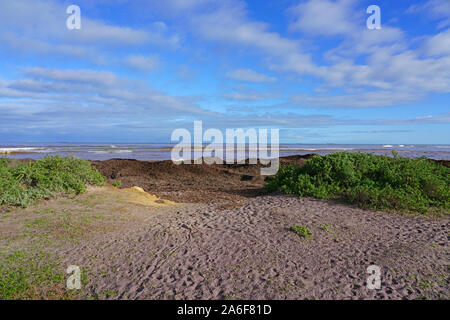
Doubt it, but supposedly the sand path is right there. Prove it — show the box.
[50,190,449,300]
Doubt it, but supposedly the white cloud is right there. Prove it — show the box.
[0,68,211,117]
[424,29,450,56]
[407,0,450,29]
[190,2,317,76]
[73,21,150,45]
[291,89,425,108]
[224,92,272,101]
[226,68,276,83]
[1,66,448,142]
[282,0,450,106]
[165,0,450,108]
[328,27,406,57]
[124,55,160,71]
[288,0,357,36]
[23,67,117,85]
[0,0,180,62]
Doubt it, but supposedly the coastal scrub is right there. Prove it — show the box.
[0,156,105,207]
[265,152,449,214]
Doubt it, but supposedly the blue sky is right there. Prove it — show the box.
[0,0,449,143]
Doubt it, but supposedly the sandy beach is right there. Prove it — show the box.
[1,155,448,300]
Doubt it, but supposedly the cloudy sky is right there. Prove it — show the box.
[0,0,449,143]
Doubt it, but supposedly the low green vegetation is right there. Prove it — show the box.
[23,210,105,242]
[290,225,312,238]
[0,156,105,207]
[0,250,67,299]
[111,180,122,187]
[101,289,119,299]
[266,152,449,214]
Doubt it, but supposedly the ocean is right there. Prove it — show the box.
[1,143,449,161]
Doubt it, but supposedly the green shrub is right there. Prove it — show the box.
[111,180,122,187]
[290,225,312,238]
[266,152,449,214]
[0,156,105,207]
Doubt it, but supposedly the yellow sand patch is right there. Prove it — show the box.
[119,186,177,207]
[87,186,177,207]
